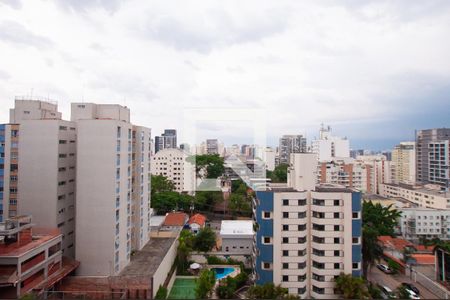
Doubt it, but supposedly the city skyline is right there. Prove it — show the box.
[1,1,449,150]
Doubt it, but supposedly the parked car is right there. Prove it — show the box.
[405,289,420,299]
[401,283,420,295]
[377,264,394,274]
[379,285,398,299]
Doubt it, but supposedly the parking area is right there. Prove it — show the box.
[367,261,440,299]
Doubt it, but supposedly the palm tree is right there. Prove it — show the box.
[362,226,383,276]
[334,273,369,299]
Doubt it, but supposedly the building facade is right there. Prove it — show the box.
[311,125,350,162]
[220,220,254,255]
[73,103,151,276]
[391,142,416,185]
[380,183,450,210]
[416,128,450,187]
[278,135,307,165]
[398,208,450,241]
[254,153,362,298]
[151,148,195,193]
[318,159,368,193]
[154,129,177,153]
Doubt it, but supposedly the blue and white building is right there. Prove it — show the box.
[253,153,362,298]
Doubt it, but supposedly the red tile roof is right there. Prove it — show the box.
[378,236,413,251]
[415,245,434,253]
[163,212,188,226]
[188,214,206,226]
[411,254,435,265]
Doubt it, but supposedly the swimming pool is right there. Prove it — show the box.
[212,267,235,280]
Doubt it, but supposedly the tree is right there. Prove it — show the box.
[155,286,168,300]
[387,258,401,274]
[396,285,412,299]
[151,191,194,214]
[195,269,216,299]
[246,283,289,299]
[334,273,369,299]
[229,194,252,217]
[362,226,383,276]
[193,227,216,252]
[194,191,223,212]
[177,230,194,274]
[188,154,225,179]
[151,175,175,196]
[217,277,237,299]
[367,282,382,299]
[266,164,289,183]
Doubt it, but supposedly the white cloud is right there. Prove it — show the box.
[0,0,449,149]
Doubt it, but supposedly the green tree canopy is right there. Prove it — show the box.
[188,154,225,179]
[334,273,369,299]
[151,175,175,196]
[266,164,288,183]
[229,194,252,217]
[151,191,194,214]
[176,230,194,274]
[193,227,216,252]
[195,269,216,299]
[246,283,290,299]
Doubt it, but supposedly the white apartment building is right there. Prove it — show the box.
[264,147,276,171]
[220,220,254,254]
[73,103,151,276]
[399,208,450,241]
[380,183,450,210]
[151,148,195,193]
[318,159,369,193]
[391,142,416,185]
[255,153,362,299]
[1,99,76,257]
[311,125,350,162]
[357,155,392,194]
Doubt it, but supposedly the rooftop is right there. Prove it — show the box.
[118,237,176,278]
[188,213,206,226]
[220,220,254,236]
[315,183,353,193]
[163,212,188,227]
[384,183,450,198]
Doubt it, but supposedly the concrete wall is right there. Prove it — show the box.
[222,237,253,254]
[152,239,178,298]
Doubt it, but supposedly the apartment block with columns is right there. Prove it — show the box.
[253,153,362,299]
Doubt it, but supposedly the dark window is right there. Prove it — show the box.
[298,224,306,231]
[282,237,289,243]
[263,262,271,269]
[282,250,289,256]
[334,199,340,206]
[283,199,289,206]
[264,237,271,244]
[282,263,288,269]
[334,212,340,218]
[298,211,306,218]
[298,249,306,256]
[334,225,340,231]
[298,199,307,206]
[352,212,359,218]
[298,262,306,269]
[313,223,325,231]
[283,212,289,218]
[298,236,306,244]
[282,224,289,231]
[263,211,271,218]
[282,275,289,282]
[334,263,340,269]
[352,237,359,243]
[298,275,306,282]
[353,263,359,269]
[334,250,340,257]
[334,237,340,244]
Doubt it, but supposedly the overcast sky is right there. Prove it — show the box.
[0,0,449,150]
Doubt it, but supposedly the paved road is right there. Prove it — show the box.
[367,262,440,299]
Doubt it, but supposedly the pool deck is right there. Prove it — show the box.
[207,264,241,280]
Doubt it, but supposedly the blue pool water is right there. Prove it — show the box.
[213,267,235,280]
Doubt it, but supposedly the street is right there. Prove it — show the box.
[367,262,440,299]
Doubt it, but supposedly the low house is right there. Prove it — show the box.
[220,220,254,255]
[161,212,188,231]
[188,213,206,234]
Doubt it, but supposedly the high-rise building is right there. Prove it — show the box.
[357,154,392,194]
[391,142,416,185]
[154,129,177,153]
[72,103,151,276]
[254,153,362,298]
[416,128,450,187]
[278,135,307,165]
[264,147,276,171]
[206,139,219,154]
[151,148,195,193]
[318,159,369,193]
[311,125,349,162]
[1,99,76,257]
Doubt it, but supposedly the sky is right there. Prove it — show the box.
[0,0,449,151]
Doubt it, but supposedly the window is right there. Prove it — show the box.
[334,263,341,269]
[352,212,359,219]
[283,212,289,218]
[298,262,306,269]
[334,212,341,218]
[298,249,306,256]
[298,199,307,206]
[283,199,289,206]
[312,211,325,218]
[313,273,325,282]
[59,126,67,130]
[313,286,325,294]
[282,224,289,231]
[59,154,67,158]
[298,275,306,282]
[313,248,325,256]
[117,126,121,138]
[282,275,289,282]
[298,211,306,218]
[263,237,272,244]
[313,223,325,231]
[298,224,306,231]
[298,287,306,294]
[334,237,340,244]
[313,261,324,269]
[352,237,359,244]
[262,262,271,270]
[282,237,289,244]
[334,199,340,206]
[334,250,340,257]
[282,250,289,257]
[59,140,67,144]
[313,236,325,243]
[334,225,340,231]
[282,263,288,269]
[352,262,359,269]
[313,199,325,206]
[298,236,306,243]
[262,211,271,219]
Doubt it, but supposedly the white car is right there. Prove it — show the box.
[406,289,420,300]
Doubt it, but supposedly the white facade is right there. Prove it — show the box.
[220,220,254,254]
[288,153,318,192]
[318,159,368,193]
[3,100,76,257]
[358,155,392,194]
[391,142,416,185]
[73,103,151,276]
[264,148,276,171]
[311,125,350,162]
[151,148,195,193]
[399,208,450,241]
[380,183,450,210]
